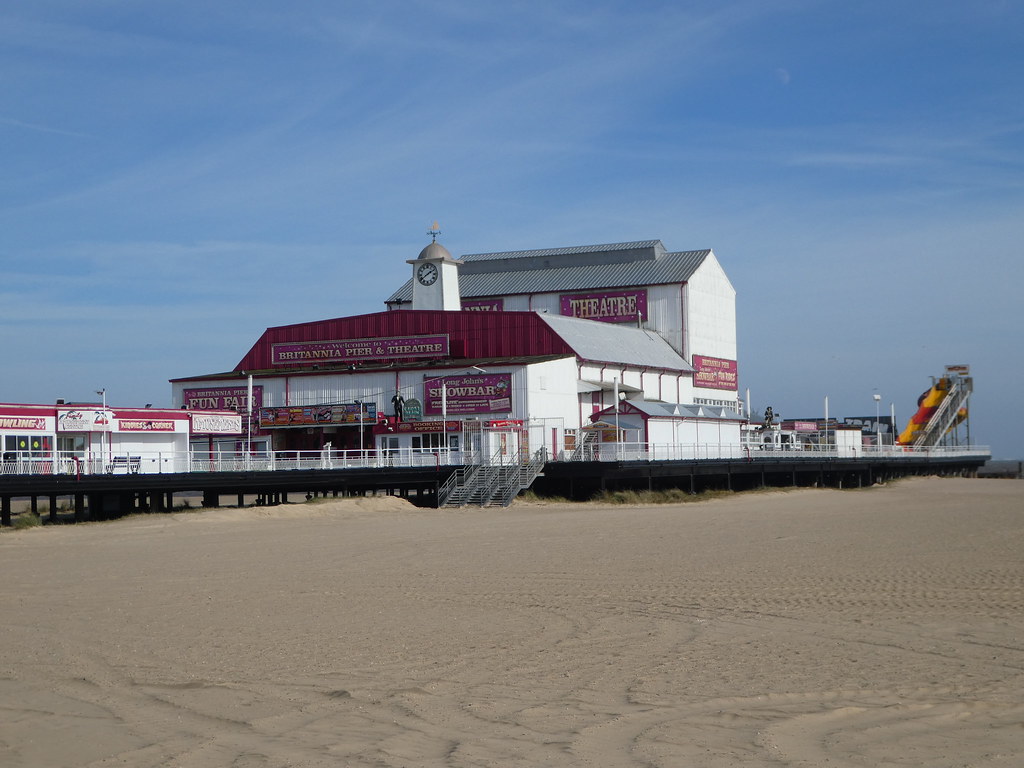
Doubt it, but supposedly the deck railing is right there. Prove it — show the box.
[0,442,991,477]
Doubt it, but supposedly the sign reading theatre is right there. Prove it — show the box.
[272,335,450,365]
[560,290,647,323]
[692,355,738,391]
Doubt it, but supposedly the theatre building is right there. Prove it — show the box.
[170,237,741,461]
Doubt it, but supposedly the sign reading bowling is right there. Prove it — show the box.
[560,290,647,323]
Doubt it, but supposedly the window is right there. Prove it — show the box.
[412,433,453,452]
[58,435,87,455]
[4,434,51,458]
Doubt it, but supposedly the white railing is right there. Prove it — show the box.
[0,447,469,477]
[555,441,991,463]
[0,442,991,477]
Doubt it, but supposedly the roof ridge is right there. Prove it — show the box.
[462,240,662,260]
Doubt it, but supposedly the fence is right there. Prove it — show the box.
[0,441,992,477]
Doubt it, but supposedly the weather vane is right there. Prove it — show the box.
[427,220,441,242]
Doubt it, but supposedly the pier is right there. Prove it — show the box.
[1,444,990,525]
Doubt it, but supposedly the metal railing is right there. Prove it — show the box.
[552,441,991,463]
[0,441,991,478]
[0,447,471,477]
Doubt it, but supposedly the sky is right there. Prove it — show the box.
[2,0,1022,458]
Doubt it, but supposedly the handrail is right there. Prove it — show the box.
[0,441,992,478]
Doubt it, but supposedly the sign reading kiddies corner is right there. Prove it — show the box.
[271,335,450,365]
[560,290,647,323]
[692,355,738,391]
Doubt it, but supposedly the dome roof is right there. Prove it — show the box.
[417,241,453,261]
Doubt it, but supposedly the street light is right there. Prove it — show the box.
[96,389,107,470]
[354,400,364,459]
[873,393,882,448]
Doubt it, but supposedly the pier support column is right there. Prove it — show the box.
[1,496,11,527]
[202,490,220,508]
[49,494,59,523]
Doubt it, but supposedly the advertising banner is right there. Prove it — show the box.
[402,398,423,421]
[559,289,647,323]
[462,299,504,311]
[692,355,738,391]
[57,409,112,432]
[271,335,450,365]
[183,386,263,412]
[424,373,512,415]
[259,402,377,428]
[191,413,244,434]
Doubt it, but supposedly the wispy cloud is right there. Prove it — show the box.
[0,116,90,138]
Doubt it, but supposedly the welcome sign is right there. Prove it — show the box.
[271,335,450,365]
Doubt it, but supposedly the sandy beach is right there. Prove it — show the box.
[0,476,1021,767]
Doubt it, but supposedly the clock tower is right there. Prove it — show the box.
[407,223,463,311]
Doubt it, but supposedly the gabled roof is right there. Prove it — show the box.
[172,309,694,382]
[385,240,712,304]
[591,400,746,422]
[537,313,693,372]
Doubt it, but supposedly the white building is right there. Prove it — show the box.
[171,238,742,462]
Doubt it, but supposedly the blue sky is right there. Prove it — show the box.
[2,1,1021,458]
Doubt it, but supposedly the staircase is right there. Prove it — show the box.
[913,377,972,447]
[438,448,547,508]
[569,429,599,461]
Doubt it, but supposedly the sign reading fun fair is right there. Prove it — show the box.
[559,290,647,323]
[183,386,263,412]
[271,335,450,365]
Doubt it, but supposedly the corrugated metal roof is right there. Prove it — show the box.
[626,402,745,421]
[461,240,664,261]
[385,245,710,304]
[537,313,694,372]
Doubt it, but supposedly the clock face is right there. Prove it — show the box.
[417,262,439,286]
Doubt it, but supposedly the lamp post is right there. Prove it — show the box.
[873,393,882,449]
[613,378,621,461]
[354,400,364,460]
[95,389,106,470]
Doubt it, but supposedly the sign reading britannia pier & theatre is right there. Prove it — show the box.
[271,335,450,365]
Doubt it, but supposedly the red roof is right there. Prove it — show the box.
[233,310,575,372]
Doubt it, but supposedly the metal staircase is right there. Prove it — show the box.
[569,429,599,461]
[438,448,547,508]
[913,376,972,447]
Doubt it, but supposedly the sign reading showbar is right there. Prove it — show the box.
[271,335,450,365]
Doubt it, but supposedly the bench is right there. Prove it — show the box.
[106,456,141,474]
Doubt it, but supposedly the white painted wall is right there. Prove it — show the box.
[686,251,737,363]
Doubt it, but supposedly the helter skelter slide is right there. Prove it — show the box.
[897,365,972,447]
